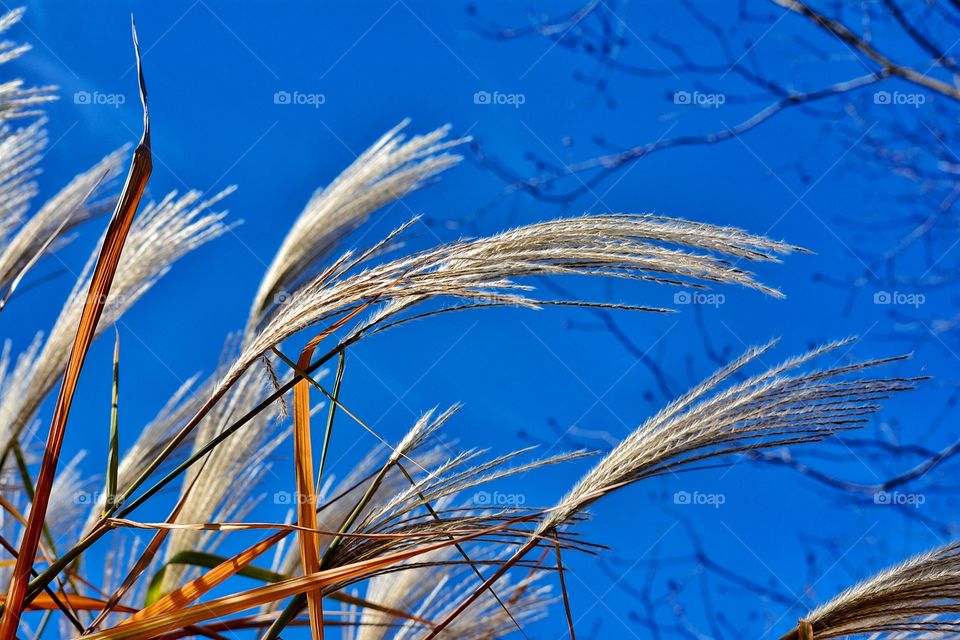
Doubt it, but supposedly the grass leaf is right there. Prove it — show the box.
[144,551,287,606]
[0,19,151,636]
[85,517,525,640]
[128,531,287,624]
[104,329,120,515]
[293,334,327,640]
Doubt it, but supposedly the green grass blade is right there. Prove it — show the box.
[104,330,120,515]
[316,350,345,491]
[145,551,286,606]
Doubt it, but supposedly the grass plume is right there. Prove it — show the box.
[0,10,935,640]
[781,541,960,639]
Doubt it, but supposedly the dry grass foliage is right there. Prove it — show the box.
[779,542,960,639]
[0,9,937,640]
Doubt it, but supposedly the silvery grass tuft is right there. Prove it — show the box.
[245,119,468,336]
[540,338,918,532]
[417,339,924,639]
[0,187,233,451]
[779,542,960,639]
[0,8,934,640]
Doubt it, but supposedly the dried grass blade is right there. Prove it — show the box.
[107,518,532,542]
[125,531,288,624]
[0,535,83,632]
[144,550,286,605]
[328,591,432,627]
[0,594,137,614]
[293,333,326,640]
[84,518,525,640]
[0,20,151,636]
[141,548,428,626]
[0,495,57,565]
[553,531,575,640]
[88,459,205,632]
[107,281,381,525]
[0,456,84,628]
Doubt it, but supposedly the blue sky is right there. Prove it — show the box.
[5,2,958,638]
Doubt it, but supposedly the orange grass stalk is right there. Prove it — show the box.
[123,531,287,625]
[84,516,535,640]
[0,20,151,638]
[293,333,327,639]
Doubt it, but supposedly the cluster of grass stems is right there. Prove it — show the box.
[0,10,950,640]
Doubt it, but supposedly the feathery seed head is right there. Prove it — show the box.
[793,541,960,638]
[539,339,921,533]
[224,214,798,399]
[0,187,232,450]
[246,120,467,335]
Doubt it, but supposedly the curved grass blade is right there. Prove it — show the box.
[0,594,137,614]
[0,19,151,637]
[292,334,327,639]
[126,531,287,624]
[141,546,429,625]
[144,551,286,606]
[83,517,530,640]
[553,531,575,640]
[87,459,208,632]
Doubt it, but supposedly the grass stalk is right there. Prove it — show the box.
[0,22,151,637]
[104,330,120,514]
